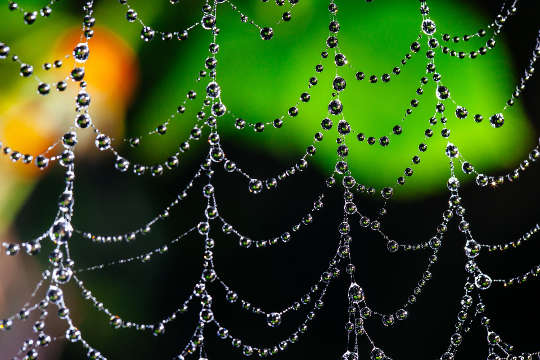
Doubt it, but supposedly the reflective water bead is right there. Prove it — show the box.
[446,143,459,158]
[465,259,479,273]
[422,19,436,35]
[487,331,501,344]
[342,351,358,360]
[381,187,393,199]
[475,273,492,290]
[209,42,220,54]
[387,240,398,253]
[243,345,254,356]
[335,53,347,66]
[141,27,155,42]
[267,312,282,327]
[205,206,218,219]
[225,290,238,303]
[200,308,214,323]
[126,9,137,22]
[46,285,63,304]
[395,308,408,320]
[210,147,224,162]
[211,102,226,117]
[58,191,73,212]
[56,80,68,91]
[447,176,460,191]
[530,149,540,161]
[288,106,299,116]
[115,157,130,172]
[37,333,51,347]
[260,27,274,40]
[206,81,220,98]
[339,222,350,235]
[33,319,46,332]
[382,314,395,327]
[449,194,461,206]
[455,106,468,119]
[224,160,236,172]
[20,63,33,77]
[0,318,13,331]
[76,113,91,128]
[436,85,449,100]
[201,14,216,30]
[73,43,89,63]
[337,120,350,135]
[321,118,333,131]
[217,327,229,339]
[24,11,37,25]
[38,83,50,95]
[208,132,220,146]
[0,43,10,59]
[153,323,165,336]
[441,352,455,360]
[76,92,91,107]
[95,134,111,151]
[348,282,364,303]
[465,240,480,258]
[370,348,385,360]
[197,222,210,235]
[335,161,348,174]
[24,241,41,255]
[201,266,216,283]
[333,76,346,91]
[52,267,73,284]
[59,150,74,167]
[476,174,488,187]
[462,162,474,174]
[5,243,20,256]
[239,236,252,248]
[62,132,77,147]
[343,176,355,188]
[450,333,463,345]
[410,41,421,53]
[249,179,263,194]
[489,113,504,128]
[49,218,73,244]
[66,327,81,342]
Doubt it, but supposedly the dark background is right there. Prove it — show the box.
[7,0,540,359]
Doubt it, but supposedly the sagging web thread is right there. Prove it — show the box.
[0,0,540,359]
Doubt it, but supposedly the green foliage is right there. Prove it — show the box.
[1,0,534,199]
[130,0,533,197]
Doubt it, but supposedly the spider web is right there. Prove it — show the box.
[1,0,540,359]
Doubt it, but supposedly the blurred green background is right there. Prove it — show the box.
[0,0,539,359]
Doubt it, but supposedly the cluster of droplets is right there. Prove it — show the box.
[441,30,540,131]
[117,0,295,43]
[435,0,519,60]
[455,136,540,189]
[118,0,199,42]
[485,223,540,253]
[218,193,325,248]
[7,0,60,26]
[1,3,110,360]
[227,0,297,37]
[351,73,429,149]
[0,39,74,96]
